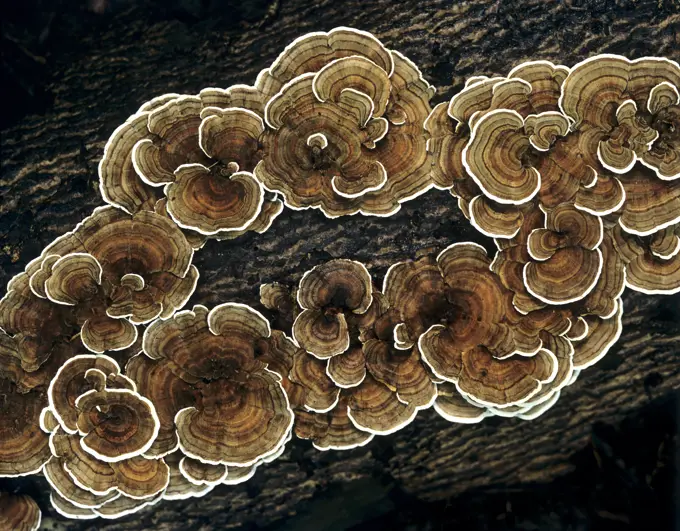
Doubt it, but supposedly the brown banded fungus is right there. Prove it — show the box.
[612,215,680,295]
[492,209,625,318]
[47,354,136,435]
[260,282,298,331]
[0,493,41,531]
[560,55,680,183]
[556,55,680,293]
[161,451,215,500]
[99,87,283,244]
[385,243,565,408]
[0,268,78,375]
[47,428,169,504]
[0,378,50,478]
[284,258,437,440]
[44,354,161,464]
[426,60,603,239]
[292,259,373,358]
[290,343,422,441]
[22,207,198,353]
[138,304,294,466]
[293,397,374,451]
[524,204,605,305]
[255,27,435,217]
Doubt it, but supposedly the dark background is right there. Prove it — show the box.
[1,1,679,529]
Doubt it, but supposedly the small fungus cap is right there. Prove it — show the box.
[293,260,373,358]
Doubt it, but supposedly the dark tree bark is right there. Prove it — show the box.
[1,1,679,529]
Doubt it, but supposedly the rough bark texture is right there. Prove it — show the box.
[1,1,679,529]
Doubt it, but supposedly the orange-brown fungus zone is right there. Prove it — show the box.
[136,304,293,466]
[255,27,434,217]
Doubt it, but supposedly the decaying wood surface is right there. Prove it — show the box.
[1,0,679,529]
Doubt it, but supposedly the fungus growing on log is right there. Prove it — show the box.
[255,27,435,217]
[425,60,596,240]
[0,377,51,478]
[5,28,680,526]
[0,269,77,375]
[16,207,198,353]
[292,259,373,358]
[611,224,680,294]
[0,493,41,531]
[162,452,215,500]
[281,258,437,441]
[260,282,297,331]
[47,354,135,435]
[384,243,567,408]
[74,384,160,462]
[99,85,283,243]
[524,204,604,305]
[136,304,294,466]
[47,428,169,505]
[492,209,625,318]
[560,55,680,181]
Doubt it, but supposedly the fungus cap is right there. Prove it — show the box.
[0,493,41,531]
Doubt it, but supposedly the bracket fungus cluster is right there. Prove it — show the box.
[1,27,678,523]
[254,28,436,217]
[427,54,680,308]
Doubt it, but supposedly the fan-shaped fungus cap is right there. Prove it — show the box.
[492,209,625,318]
[385,243,560,407]
[43,456,121,511]
[344,373,421,434]
[381,253,448,346]
[141,304,294,466]
[256,28,434,217]
[100,88,280,241]
[257,27,395,101]
[160,104,267,236]
[433,382,491,424]
[26,207,197,341]
[572,299,624,369]
[0,270,77,374]
[0,493,41,531]
[74,385,160,462]
[99,108,167,215]
[131,95,210,187]
[293,260,373,358]
[289,348,340,412]
[614,165,680,237]
[124,353,195,458]
[612,223,680,294]
[260,282,297,331]
[47,354,134,435]
[95,494,163,520]
[163,163,265,236]
[524,204,604,305]
[161,452,214,500]
[178,456,228,486]
[49,429,169,500]
[362,339,437,408]
[426,60,589,228]
[294,395,374,451]
[560,55,680,181]
[40,253,139,353]
[326,346,366,388]
[49,489,162,520]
